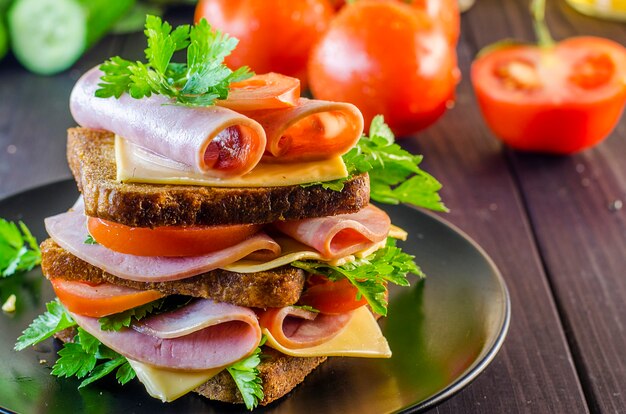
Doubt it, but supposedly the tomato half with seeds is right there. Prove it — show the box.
[299,275,368,314]
[87,218,262,257]
[51,279,164,317]
[472,37,626,153]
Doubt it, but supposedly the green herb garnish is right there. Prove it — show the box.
[15,299,75,351]
[96,15,253,106]
[98,296,192,331]
[292,238,422,316]
[307,116,447,212]
[84,234,98,245]
[0,219,41,277]
[227,336,266,410]
[291,304,320,313]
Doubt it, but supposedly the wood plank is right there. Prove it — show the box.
[414,2,588,412]
[468,0,626,412]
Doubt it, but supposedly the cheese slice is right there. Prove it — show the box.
[263,306,392,358]
[116,135,348,187]
[222,225,408,273]
[127,359,223,402]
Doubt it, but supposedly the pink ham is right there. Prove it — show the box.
[44,207,281,282]
[71,299,261,370]
[70,67,266,178]
[258,306,353,349]
[274,204,390,260]
[242,98,363,162]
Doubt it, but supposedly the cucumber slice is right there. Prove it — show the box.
[0,17,7,61]
[8,0,86,75]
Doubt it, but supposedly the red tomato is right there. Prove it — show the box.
[308,0,460,136]
[410,0,460,45]
[217,72,301,111]
[87,218,262,257]
[472,37,626,153]
[51,279,164,317]
[195,0,334,86]
[299,275,368,314]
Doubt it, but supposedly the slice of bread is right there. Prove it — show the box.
[55,329,326,406]
[41,239,305,308]
[67,128,370,227]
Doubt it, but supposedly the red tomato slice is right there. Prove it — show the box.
[87,218,262,257]
[51,278,164,317]
[298,275,368,314]
[472,37,626,153]
[217,73,301,111]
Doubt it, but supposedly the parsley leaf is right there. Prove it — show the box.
[304,116,447,212]
[15,299,76,350]
[291,305,320,313]
[0,219,41,277]
[52,342,98,379]
[291,238,422,316]
[97,15,252,107]
[98,298,166,331]
[84,234,98,245]
[227,342,265,411]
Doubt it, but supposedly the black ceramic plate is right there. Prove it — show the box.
[0,180,510,414]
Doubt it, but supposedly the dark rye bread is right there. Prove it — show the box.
[41,238,304,308]
[54,328,326,406]
[67,127,370,227]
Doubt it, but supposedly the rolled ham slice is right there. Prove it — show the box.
[258,306,353,349]
[70,67,267,178]
[44,206,281,282]
[71,300,261,370]
[242,98,363,162]
[274,204,391,260]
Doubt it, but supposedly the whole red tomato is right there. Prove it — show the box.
[410,0,460,45]
[308,0,460,136]
[472,37,626,153]
[195,0,334,86]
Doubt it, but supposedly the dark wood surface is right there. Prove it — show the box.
[1,1,624,412]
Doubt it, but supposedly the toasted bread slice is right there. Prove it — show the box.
[41,239,304,308]
[55,329,326,406]
[67,128,370,227]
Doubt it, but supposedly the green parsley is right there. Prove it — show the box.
[98,296,192,331]
[15,299,75,351]
[0,218,41,277]
[292,238,422,316]
[307,116,447,212]
[226,336,266,410]
[291,305,320,313]
[84,234,98,245]
[96,15,253,106]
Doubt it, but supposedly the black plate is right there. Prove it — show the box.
[0,180,510,414]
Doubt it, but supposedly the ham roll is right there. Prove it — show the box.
[70,67,266,178]
[243,98,364,162]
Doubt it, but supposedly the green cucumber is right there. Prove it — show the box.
[0,17,7,61]
[8,0,133,75]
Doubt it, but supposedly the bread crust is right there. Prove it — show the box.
[67,128,370,227]
[41,239,304,308]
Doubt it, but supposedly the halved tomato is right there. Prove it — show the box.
[298,275,368,314]
[218,73,301,111]
[87,218,262,257]
[51,278,164,317]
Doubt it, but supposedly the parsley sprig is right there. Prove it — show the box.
[96,15,253,106]
[292,238,422,316]
[227,336,266,410]
[0,219,41,277]
[15,300,135,388]
[98,298,166,331]
[308,116,448,212]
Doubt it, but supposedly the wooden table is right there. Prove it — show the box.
[1,1,624,412]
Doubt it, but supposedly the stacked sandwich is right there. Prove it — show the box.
[16,17,445,410]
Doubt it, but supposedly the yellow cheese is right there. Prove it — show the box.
[263,306,392,358]
[115,135,348,187]
[127,359,223,402]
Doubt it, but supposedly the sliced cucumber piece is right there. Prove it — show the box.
[0,17,7,61]
[8,0,86,75]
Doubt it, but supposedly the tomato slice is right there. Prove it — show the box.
[472,37,626,153]
[298,275,368,315]
[51,278,164,317]
[217,73,300,111]
[87,218,262,257]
